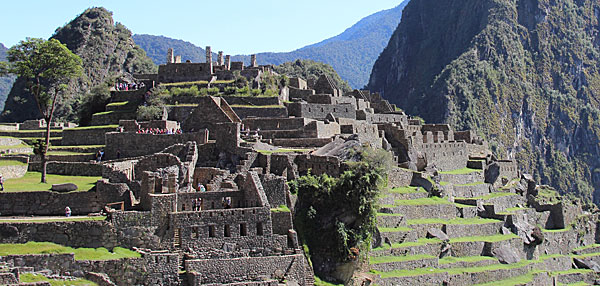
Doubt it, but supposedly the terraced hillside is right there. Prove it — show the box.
[370,165,600,285]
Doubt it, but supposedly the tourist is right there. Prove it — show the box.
[116,150,121,159]
[200,184,206,192]
[0,174,4,191]
[96,150,102,162]
[65,206,71,217]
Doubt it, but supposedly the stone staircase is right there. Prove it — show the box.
[370,167,600,285]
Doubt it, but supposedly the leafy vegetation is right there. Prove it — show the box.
[290,147,392,277]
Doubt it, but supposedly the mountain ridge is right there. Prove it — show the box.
[367,0,600,202]
[133,1,408,88]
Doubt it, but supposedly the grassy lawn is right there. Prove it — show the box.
[3,172,101,192]
[0,160,27,166]
[370,254,436,264]
[20,273,98,286]
[0,241,140,261]
[449,233,519,243]
[439,167,481,175]
[70,124,118,130]
[0,216,106,223]
[106,101,128,107]
[270,205,291,213]
[438,256,497,265]
[407,217,502,225]
[393,196,452,206]
[314,276,343,286]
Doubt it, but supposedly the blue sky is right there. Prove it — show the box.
[1,0,404,55]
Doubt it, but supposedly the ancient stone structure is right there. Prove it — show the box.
[1,45,599,286]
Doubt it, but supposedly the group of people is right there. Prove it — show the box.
[192,198,203,211]
[136,128,182,135]
[115,82,144,91]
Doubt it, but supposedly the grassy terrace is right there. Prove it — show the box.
[0,216,106,223]
[70,124,118,130]
[473,270,546,286]
[0,160,27,166]
[389,186,426,194]
[49,145,105,149]
[270,205,291,213]
[373,238,442,250]
[379,226,413,232]
[572,244,600,252]
[21,273,98,286]
[161,80,209,87]
[406,218,502,225]
[373,258,538,278]
[448,233,519,243]
[4,172,101,192]
[106,101,128,107]
[0,241,140,261]
[389,196,453,206]
[439,167,481,175]
[370,254,436,264]
[438,256,497,265]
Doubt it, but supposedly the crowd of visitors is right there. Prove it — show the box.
[115,82,144,91]
[136,128,182,135]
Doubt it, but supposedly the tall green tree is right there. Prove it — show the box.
[2,38,82,183]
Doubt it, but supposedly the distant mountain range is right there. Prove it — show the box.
[0,43,15,111]
[133,1,408,89]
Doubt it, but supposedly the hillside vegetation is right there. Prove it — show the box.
[1,7,156,123]
[0,43,15,111]
[367,0,600,202]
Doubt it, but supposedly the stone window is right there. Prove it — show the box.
[224,225,231,237]
[257,222,264,236]
[240,223,247,236]
[209,225,216,237]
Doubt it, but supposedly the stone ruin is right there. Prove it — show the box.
[0,47,598,285]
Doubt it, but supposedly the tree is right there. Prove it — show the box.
[4,38,82,183]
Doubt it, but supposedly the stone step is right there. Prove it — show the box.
[437,256,499,269]
[552,269,597,285]
[449,183,490,198]
[455,192,525,213]
[370,255,438,272]
[405,218,503,239]
[573,245,600,255]
[437,170,484,185]
[448,234,521,257]
[378,227,417,245]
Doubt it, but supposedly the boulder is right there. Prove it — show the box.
[51,183,78,192]
[493,246,521,264]
[426,228,449,241]
[484,162,500,184]
[574,257,600,272]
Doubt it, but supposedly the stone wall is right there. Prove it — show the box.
[185,254,310,285]
[271,211,293,235]
[104,131,208,159]
[0,221,117,249]
[260,174,288,207]
[388,168,414,188]
[295,155,341,177]
[287,102,356,120]
[0,155,28,179]
[416,141,469,171]
[0,181,130,216]
[62,126,118,146]
[158,63,212,83]
[232,106,288,120]
[243,117,312,131]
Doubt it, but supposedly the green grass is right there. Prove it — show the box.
[20,273,98,286]
[393,196,452,206]
[571,252,600,259]
[473,270,546,286]
[370,254,436,264]
[379,226,413,232]
[70,124,119,130]
[572,244,600,252]
[314,276,343,286]
[373,238,441,250]
[49,145,105,149]
[557,282,591,286]
[0,143,30,150]
[271,205,291,213]
[230,104,285,108]
[372,268,445,278]
[0,216,106,223]
[0,160,27,166]
[550,269,593,276]
[439,167,481,175]
[106,101,128,107]
[47,151,94,155]
[449,233,519,243]
[438,256,497,265]
[406,217,502,225]
[3,171,101,192]
[0,241,140,261]
[376,213,404,217]
[540,226,572,233]
[92,111,114,116]
[389,186,425,194]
